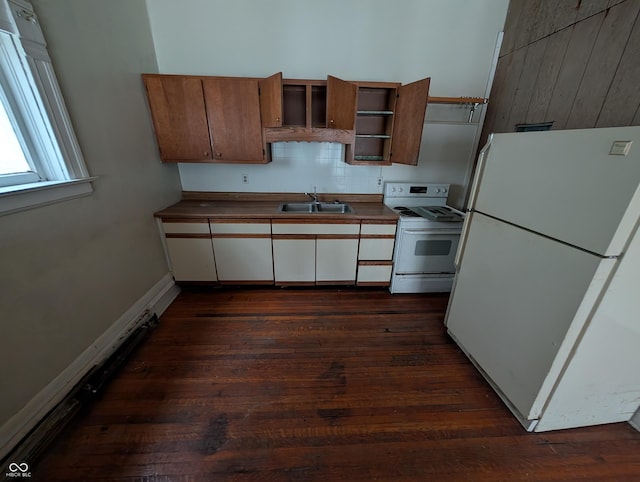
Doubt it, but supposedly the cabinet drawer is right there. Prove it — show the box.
[272,223,360,235]
[357,263,392,285]
[163,221,210,235]
[210,221,271,235]
[359,238,395,260]
[360,223,397,236]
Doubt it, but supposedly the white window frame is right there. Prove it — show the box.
[0,0,93,216]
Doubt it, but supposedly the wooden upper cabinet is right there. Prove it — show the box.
[143,72,430,165]
[202,77,265,162]
[259,72,283,128]
[391,77,430,166]
[326,75,357,130]
[143,73,275,164]
[142,75,212,161]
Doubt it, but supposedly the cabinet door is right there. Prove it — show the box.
[202,78,265,162]
[391,77,430,165]
[165,238,217,281]
[212,238,274,282]
[326,75,357,130]
[316,238,359,283]
[259,72,283,128]
[143,75,212,161]
[211,221,273,282]
[273,238,315,284]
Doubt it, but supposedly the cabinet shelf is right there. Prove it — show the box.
[356,134,391,139]
[354,155,385,161]
[357,110,394,115]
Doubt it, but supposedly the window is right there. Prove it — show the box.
[0,97,37,186]
[0,0,92,215]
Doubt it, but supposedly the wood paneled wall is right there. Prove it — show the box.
[481,0,640,145]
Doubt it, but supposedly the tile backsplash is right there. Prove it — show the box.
[179,141,384,195]
[178,121,481,208]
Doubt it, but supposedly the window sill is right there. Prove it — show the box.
[0,177,95,216]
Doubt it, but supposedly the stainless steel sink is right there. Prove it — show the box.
[316,203,352,213]
[278,202,352,214]
[278,202,316,213]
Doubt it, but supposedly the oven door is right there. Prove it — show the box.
[395,228,460,274]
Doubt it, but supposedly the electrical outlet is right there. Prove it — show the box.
[242,174,249,184]
[377,177,383,187]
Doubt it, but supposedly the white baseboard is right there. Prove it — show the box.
[0,273,180,460]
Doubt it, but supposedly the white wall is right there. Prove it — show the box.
[145,0,509,207]
[0,0,180,437]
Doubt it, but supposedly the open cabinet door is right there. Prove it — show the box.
[391,77,430,165]
[259,72,282,128]
[143,75,212,161]
[202,77,265,162]
[326,75,357,130]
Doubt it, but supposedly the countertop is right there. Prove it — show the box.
[154,193,398,222]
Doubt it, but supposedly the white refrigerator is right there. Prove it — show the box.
[445,126,640,432]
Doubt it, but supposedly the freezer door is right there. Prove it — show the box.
[473,127,640,256]
[445,212,612,421]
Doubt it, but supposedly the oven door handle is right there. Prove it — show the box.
[402,229,462,236]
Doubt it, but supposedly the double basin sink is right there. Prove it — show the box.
[278,202,352,214]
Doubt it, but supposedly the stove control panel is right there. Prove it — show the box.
[384,182,450,199]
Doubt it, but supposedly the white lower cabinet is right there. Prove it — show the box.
[316,238,359,283]
[162,220,217,282]
[272,238,316,283]
[210,220,273,282]
[160,217,397,286]
[272,222,360,285]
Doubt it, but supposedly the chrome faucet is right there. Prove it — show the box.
[305,186,319,204]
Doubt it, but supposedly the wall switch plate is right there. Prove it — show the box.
[610,140,632,156]
[242,174,249,184]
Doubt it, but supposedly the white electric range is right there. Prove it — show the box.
[383,182,465,293]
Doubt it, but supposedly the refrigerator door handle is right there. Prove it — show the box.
[466,135,492,211]
[455,212,472,269]
[455,136,492,269]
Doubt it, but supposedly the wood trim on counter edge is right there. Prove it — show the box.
[359,234,396,239]
[218,280,274,286]
[271,218,361,225]
[358,260,393,266]
[161,217,210,224]
[165,233,212,239]
[361,219,398,225]
[208,218,271,224]
[211,233,271,239]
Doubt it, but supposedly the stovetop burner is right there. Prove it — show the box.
[412,205,464,222]
[393,206,421,217]
[392,205,463,221]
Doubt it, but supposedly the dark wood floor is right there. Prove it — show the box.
[34,288,640,481]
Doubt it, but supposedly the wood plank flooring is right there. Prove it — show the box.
[33,288,640,481]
